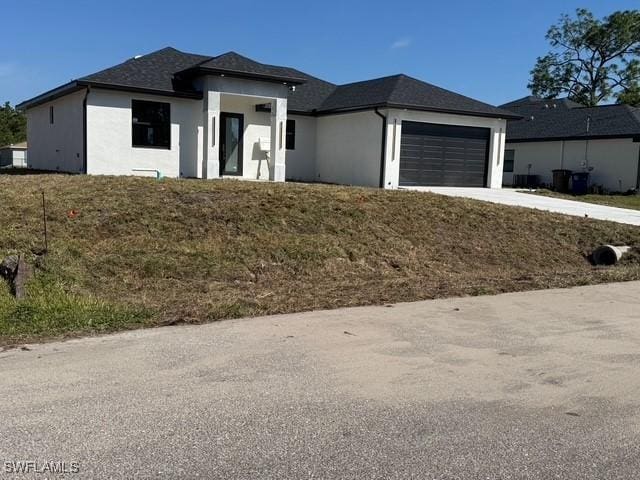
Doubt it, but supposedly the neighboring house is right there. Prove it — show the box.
[0,141,28,168]
[501,96,640,192]
[17,47,517,189]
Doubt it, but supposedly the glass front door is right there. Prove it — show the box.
[220,113,244,176]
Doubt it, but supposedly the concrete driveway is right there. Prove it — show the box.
[409,187,640,226]
[1,282,640,479]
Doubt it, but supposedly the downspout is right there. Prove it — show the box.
[374,107,387,188]
[82,86,90,174]
[636,142,640,191]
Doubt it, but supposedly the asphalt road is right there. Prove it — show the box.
[1,282,640,479]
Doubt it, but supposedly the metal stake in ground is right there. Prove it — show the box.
[41,191,48,254]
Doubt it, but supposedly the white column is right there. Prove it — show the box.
[384,113,401,189]
[487,124,506,188]
[270,97,287,182]
[203,89,221,179]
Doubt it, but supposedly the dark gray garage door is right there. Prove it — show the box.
[399,122,490,187]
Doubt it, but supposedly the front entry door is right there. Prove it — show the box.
[219,113,244,176]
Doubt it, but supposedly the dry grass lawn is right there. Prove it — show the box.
[1,173,639,345]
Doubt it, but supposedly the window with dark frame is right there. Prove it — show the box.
[49,106,54,124]
[504,149,515,173]
[285,119,295,150]
[132,100,171,149]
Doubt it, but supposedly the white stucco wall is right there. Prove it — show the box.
[86,89,203,178]
[504,138,640,192]
[382,109,507,189]
[284,114,316,182]
[26,90,85,172]
[315,111,382,187]
[315,109,507,189]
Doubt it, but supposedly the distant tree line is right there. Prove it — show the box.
[0,102,26,146]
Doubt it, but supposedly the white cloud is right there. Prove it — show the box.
[390,38,411,49]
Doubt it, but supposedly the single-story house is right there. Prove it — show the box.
[0,141,27,168]
[17,47,518,189]
[501,96,640,192]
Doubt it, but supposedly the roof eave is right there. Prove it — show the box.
[184,66,307,85]
[17,81,203,110]
[506,133,640,143]
[315,102,521,120]
[76,81,203,99]
[16,81,84,110]
[384,103,522,120]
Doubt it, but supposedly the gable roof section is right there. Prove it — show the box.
[316,74,518,118]
[18,47,516,119]
[501,96,640,142]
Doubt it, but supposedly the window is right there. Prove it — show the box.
[504,149,515,173]
[285,119,295,150]
[132,100,170,149]
[49,106,54,124]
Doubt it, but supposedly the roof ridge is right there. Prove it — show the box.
[334,73,404,88]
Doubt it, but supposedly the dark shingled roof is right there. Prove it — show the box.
[81,47,210,95]
[316,74,517,118]
[500,96,584,110]
[190,52,307,84]
[19,47,516,119]
[285,71,337,113]
[501,96,640,142]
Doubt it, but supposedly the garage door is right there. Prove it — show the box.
[399,122,490,187]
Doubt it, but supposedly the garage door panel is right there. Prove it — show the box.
[399,121,490,187]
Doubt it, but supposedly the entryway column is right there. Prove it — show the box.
[203,90,221,179]
[270,97,287,182]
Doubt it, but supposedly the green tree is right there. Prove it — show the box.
[0,102,27,146]
[529,9,640,106]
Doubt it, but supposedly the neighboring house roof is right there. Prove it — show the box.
[501,96,640,142]
[17,47,516,119]
[500,96,584,110]
[0,141,27,150]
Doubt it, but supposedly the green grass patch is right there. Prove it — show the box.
[0,273,150,345]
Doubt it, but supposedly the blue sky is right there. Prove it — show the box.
[2,0,638,107]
